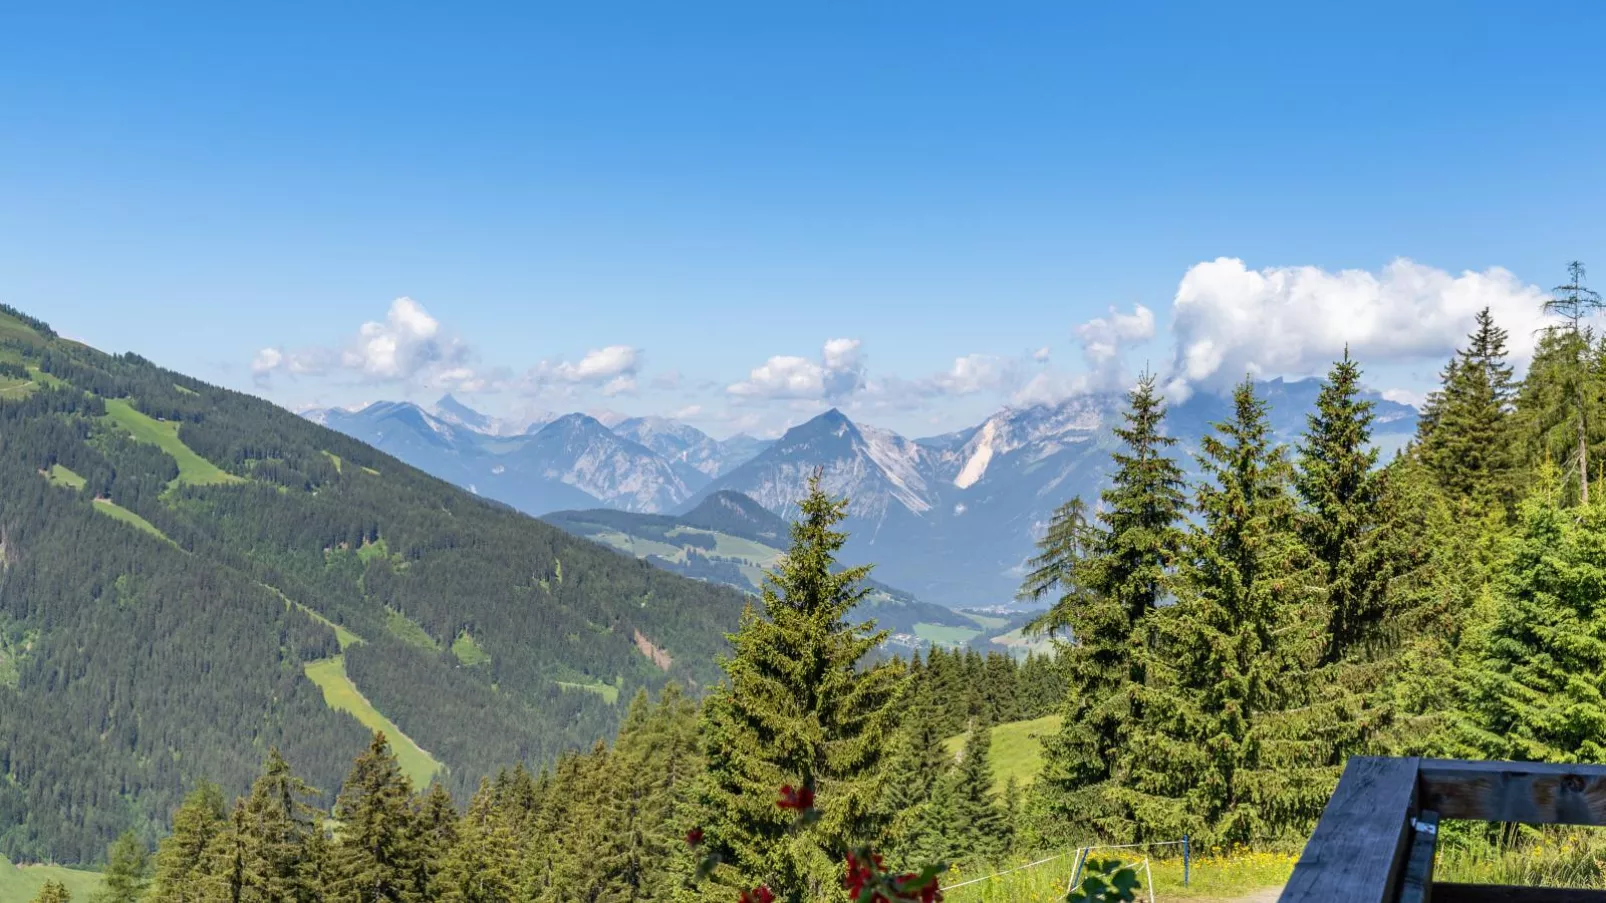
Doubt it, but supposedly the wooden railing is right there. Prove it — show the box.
[1281,757,1606,903]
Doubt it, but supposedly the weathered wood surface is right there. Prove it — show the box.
[1419,759,1606,826]
[1395,809,1439,903]
[1279,756,1420,903]
[1432,885,1606,903]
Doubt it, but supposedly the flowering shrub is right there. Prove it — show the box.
[688,782,947,902]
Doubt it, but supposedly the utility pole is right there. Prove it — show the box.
[1544,262,1603,504]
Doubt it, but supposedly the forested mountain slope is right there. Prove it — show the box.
[0,306,747,864]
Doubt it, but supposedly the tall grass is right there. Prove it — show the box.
[1436,824,1606,888]
[938,846,1297,901]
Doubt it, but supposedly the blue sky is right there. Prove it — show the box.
[3,2,1602,438]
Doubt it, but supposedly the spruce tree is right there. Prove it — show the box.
[232,747,325,903]
[1295,350,1387,662]
[93,830,149,903]
[30,882,71,903]
[697,472,907,901]
[880,674,956,868]
[1534,263,1605,504]
[1036,373,1186,821]
[149,782,227,903]
[947,723,1007,865]
[1018,496,1095,635]
[329,732,422,903]
[1458,490,1606,762]
[434,780,521,903]
[1421,309,1519,510]
[414,783,458,901]
[1115,379,1328,845]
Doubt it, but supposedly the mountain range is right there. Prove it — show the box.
[307,380,1420,607]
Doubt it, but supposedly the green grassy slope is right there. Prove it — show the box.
[91,499,172,542]
[943,714,1063,792]
[0,307,748,862]
[0,856,103,903]
[101,398,241,486]
[303,656,441,789]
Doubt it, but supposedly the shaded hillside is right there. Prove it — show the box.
[542,490,977,641]
[0,306,746,863]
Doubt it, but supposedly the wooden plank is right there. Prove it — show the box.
[1279,756,1420,903]
[1418,759,1606,826]
[1396,809,1439,903]
[1432,885,1606,903]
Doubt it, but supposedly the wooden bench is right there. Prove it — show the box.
[1281,757,1606,903]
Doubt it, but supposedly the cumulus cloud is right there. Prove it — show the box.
[536,345,641,385]
[1003,304,1157,406]
[1382,387,1427,409]
[1163,257,1551,398]
[728,338,867,401]
[253,297,475,388]
[928,353,1017,395]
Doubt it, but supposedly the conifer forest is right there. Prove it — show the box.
[5,263,1605,903]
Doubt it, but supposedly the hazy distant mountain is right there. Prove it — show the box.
[497,414,693,513]
[307,379,1418,608]
[542,489,978,643]
[685,379,1419,607]
[305,399,744,515]
[610,417,771,487]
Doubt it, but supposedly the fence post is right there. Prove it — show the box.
[1183,835,1190,887]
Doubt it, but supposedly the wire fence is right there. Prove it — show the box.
[944,837,1191,896]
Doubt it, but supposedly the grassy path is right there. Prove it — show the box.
[303,656,442,789]
[102,398,241,486]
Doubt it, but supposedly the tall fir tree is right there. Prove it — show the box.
[1533,263,1605,504]
[1420,308,1519,510]
[879,668,957,868]
[1457,487,1606,762]
[413,782,458,901]
[328,733,422,903]
[1114,379,1329,845]
[946,723,1008,865]
[433,780,521,903]
[188,750,324,903]
[1035,373,1187,827]
[1295,350,1388,662]
[1018,496,1095,635]
[697,472,907,902]
[148,782,227,903]
[92,830,149,903]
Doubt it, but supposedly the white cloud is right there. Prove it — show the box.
[1382,387,1427,409]
[537,345,640,384]
[728,338,866,401]
[929,354,1016,395]
[651,370,683,391]
[1163,257,1551,397]
[601,375,637,396]
[253,297,474,388]
[1003,304,1156,406]
[252,347,282,375]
